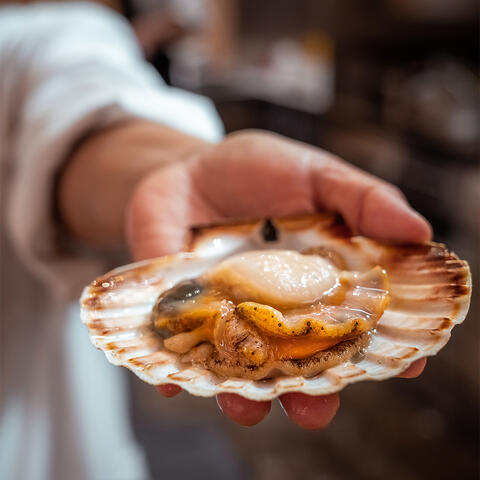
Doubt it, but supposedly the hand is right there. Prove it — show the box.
[125,130,431,429]
[59,124,431,429]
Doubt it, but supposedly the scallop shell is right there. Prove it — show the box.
[80,214,471,400]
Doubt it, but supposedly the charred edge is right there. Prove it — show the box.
[211,356,260,371]
[261,218,278,242]
[302,322,313,335]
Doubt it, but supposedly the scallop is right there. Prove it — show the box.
[80,214,472,400]
[152,250,390,379]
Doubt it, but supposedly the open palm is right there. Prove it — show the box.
[126,130,429,429]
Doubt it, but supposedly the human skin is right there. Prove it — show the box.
[59,120,430,429]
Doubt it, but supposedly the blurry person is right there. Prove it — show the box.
[0,2,430,480]
[131,0,208,83]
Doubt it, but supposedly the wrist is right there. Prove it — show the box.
[58,119,210,246]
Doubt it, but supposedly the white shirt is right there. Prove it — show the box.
[0,3,223,479]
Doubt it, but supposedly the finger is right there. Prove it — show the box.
[355,185,432,243]
[156,383,183,398]
[397,358,427,379]
[312,160,432,243]
[279,392,340,430]
[216,393,271,426]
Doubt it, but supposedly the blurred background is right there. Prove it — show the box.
[121,1,479,479]
[3,1,478,479]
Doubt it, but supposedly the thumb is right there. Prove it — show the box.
[125,164,193,261]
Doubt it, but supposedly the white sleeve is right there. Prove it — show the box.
[0,2,223,298]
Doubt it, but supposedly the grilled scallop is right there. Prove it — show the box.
[152,250,390,379]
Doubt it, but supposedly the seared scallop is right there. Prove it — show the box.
[152,249,390,379]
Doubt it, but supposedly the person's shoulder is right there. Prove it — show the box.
[0,2,127,31]
[0,1,137,53]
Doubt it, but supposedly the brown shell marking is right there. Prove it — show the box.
[90,261,161,293]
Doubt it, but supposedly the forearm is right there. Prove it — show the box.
[0,3,221,295]
[58,120,210,246]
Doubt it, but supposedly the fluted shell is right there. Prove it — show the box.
[80,214,471,400]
